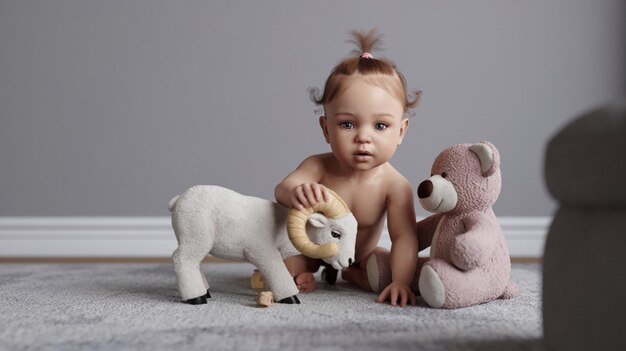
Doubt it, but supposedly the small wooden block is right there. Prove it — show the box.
[256,291,274,307]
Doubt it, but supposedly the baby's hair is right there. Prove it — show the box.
[309,28,421,115]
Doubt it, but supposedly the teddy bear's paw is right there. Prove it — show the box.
[366,254,381,293]
[450,236,484,270]
[366,252,391,293]
[419,265,446,308]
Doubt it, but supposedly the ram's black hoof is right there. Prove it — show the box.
[321,267,338,285]
[186,295,207,305]
[185,289,212,304]
[278,295,301,304]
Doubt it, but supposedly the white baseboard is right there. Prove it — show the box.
[0,216,550,258]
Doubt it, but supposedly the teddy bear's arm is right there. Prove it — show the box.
[450,214,500,270]
[416,214,443,252]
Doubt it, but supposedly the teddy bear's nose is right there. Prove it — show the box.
[417,180,433,199]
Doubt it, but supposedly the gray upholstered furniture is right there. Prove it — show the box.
[543,99,626,351]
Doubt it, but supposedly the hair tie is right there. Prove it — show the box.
[360,52,373,59]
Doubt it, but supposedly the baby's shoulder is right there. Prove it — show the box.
[298,153,332,172]
[383,164,412,186]
[303,152,344,174]
[301,153,333,165]
[382,164,413,196]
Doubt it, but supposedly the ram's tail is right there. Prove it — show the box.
[168,195,180,212]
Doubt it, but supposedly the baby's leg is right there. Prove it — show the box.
[342,247,389,292]
[283,255,321,293]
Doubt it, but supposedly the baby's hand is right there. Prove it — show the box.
[376,281,416,307]
[290,183,330,211]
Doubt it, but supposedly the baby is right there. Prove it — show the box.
[275,29,421,307]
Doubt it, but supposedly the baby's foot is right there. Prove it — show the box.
[294,272,316,293]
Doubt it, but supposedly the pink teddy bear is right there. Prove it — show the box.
[367,141,517,308]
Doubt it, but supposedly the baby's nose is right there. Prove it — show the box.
[355,130,372,143]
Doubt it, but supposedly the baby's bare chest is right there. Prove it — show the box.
[322,180,388,228]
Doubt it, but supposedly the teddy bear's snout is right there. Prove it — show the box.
[417,180,433,199]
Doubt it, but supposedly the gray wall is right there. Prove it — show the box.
[1,0,624,217]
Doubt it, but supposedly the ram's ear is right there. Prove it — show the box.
[308,213,329,228]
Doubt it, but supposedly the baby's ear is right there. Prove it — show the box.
[319,116,330,143]
[469,141,500,177]
[398,118,409,145]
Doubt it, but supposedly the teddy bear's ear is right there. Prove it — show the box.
[469,141,500,177]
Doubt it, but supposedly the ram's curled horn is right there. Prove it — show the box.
[287,189,351,259]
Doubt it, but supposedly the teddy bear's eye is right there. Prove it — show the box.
[441,172,448,178]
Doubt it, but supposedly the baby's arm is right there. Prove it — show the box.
[376,179,419,307]
[275,155,328,292]
[275,155,329,210]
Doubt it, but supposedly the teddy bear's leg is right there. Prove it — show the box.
[366,251,391,293]
[367,251,428,293]
[498,280,518,299]
[418,264,446,308]
[419,259,500,309]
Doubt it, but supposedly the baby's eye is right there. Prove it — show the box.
[374,123,388,131]
[340,122,354,129]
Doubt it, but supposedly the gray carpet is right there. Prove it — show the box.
[0,263,543,351]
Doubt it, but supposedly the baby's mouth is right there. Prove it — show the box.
[353,151,373,162]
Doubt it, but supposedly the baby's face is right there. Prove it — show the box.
[321,76,407,171]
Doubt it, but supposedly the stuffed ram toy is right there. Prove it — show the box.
[168,185,357,305]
